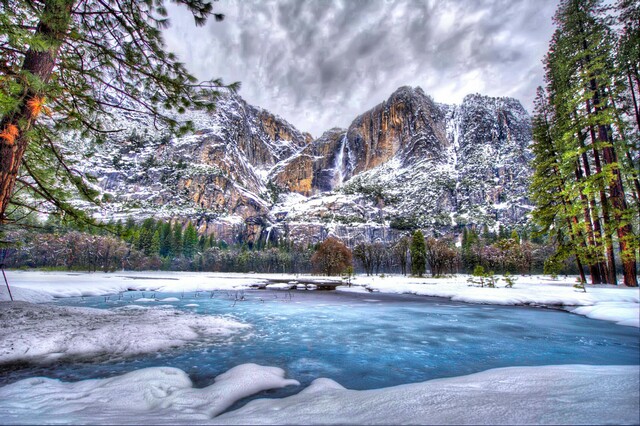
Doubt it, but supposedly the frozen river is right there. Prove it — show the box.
[2,288,638,410]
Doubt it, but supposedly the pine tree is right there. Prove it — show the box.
[183,222,198,259]
[530,87,589,284]
[150,230,161,256]
[410,230,426,277]
[137,218,156,255]
[0,0,236,227]
[172,223,183,258]
[531,0,638,286]
[159,222,172,257]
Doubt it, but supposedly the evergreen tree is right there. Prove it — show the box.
[410,230,426,277]
[150,230,161,256]
[122,217,137,243]
[498,225,509,240]
[159,222,173,257]
[531,0,638,286]
[0,0,236,227]
[183,222,198,259]
[172,223,183,258]
[137,218,156,255]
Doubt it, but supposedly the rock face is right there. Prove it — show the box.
[87,86,533,245]
[450,94,532,225]
[270,128,346,195]
[90,93,310,228]
[344,86,449,176]
[272,87,532,234]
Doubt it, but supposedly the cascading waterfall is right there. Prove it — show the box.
[265,226,273,247]
[332,135,347,188]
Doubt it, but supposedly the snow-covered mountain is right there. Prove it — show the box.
[85,86,533,245]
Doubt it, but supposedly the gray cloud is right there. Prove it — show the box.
[164,0,558,137]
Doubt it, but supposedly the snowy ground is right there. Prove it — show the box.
[2,270,639,327]
[0,270,638,424]
[0,363,637,425]
[0,301,249,365]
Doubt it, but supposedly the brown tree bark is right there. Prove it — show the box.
[574,161,603,283]
[591,89,638,286]
[574,1,637,286]
[586,117,618,285]
[628,71,640,132]
[573,124,606,284]
[0,0,74,224]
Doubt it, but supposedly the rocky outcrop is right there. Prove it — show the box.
[270,128,346,195]
[344,86,449,177]
[449,94,532,225]
[272,87,451,195]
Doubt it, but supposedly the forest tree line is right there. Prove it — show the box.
[5,216,558,277]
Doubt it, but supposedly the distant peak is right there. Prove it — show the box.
[390,85,426,98]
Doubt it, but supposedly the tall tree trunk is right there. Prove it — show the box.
[574,161,602,283]
[607,89,640,214]
[547,142,589,284]
[574,124,606,283]
[601,132,638,286]
[575,2,624,285]
[591,84,638,286]
[0,0,74,224]
[586,116,618,285]
[628,71,640,131]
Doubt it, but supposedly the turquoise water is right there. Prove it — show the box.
[1,289,638,405]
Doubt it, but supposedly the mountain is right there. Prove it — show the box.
[83,86,533,245]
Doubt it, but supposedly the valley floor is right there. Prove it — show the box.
[0,270,638,424]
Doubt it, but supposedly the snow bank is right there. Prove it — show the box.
[344,274,640,327]
[0,271,268,300]
[219,365,639,425]
[0,301,249,364]
[571,302,640,328]
[3,271,639,327]
[0,363,299,425]
[0,364,636,425]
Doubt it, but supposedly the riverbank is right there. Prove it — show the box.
[2,270,638,327]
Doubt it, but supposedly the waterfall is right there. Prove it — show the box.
[265,226,273,248]
[332,135,347,188]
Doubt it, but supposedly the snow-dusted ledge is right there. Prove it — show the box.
[0,301,249,364]
[0,363,637,425]
[2,270,638,327]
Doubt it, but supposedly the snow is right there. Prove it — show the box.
[0,271,638,424]
[0,363,299,425]
[0,301,249,364]
[0,364,636,425]
[2,271,638,327]
[219,365,639,425]
[345,274,640,328]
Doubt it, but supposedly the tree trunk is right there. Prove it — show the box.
[601,138,638,287]
[0,0,74,224]
[575,3,626,285]
[607,89,640,214]
[628,71,640,132]
[586,119,618,285]
[574,161,603,283]
[591,86,638,286]
[578,127,607,284]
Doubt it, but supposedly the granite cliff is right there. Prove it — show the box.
[85,86,533,245]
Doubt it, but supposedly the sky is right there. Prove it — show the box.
[164,0,559,137]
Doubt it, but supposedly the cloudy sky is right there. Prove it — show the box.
[164,0,559,137]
